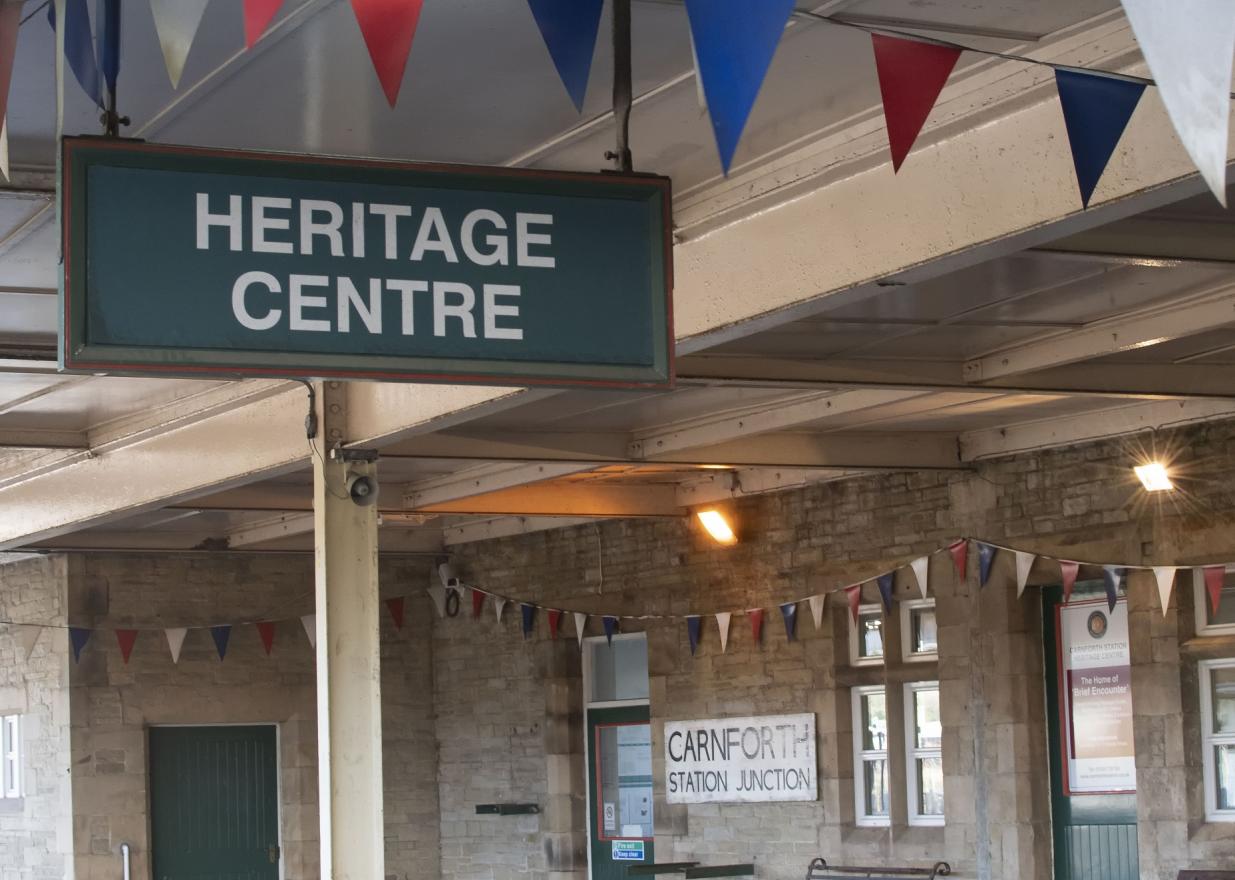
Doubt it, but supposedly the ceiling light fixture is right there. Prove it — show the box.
[1134,462,1173,492]
[696,509,737,545]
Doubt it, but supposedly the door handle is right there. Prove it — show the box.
[268,845,281,864]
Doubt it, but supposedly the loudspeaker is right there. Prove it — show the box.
[346,473,378,507]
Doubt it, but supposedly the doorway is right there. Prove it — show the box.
[584,634,654,880]
[148,725,281,880]
[1042,586,1139,880]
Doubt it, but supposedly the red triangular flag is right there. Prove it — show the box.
[244,0,284,48]
[386,597,405,630]
[350,0,425,107]
[115,629,138,664]
[471,589,485,618]
[871,34,961,171]
[1204,565,1226,616]
[948,539,968,581]
[256,621,276,656]
[846,585,861,623]
[548,609,562,639]
[748,608,764,644]
[1060,561,1080,604]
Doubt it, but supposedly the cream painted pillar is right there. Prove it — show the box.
[313,380,385,880]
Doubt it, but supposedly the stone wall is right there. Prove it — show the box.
[0,554,72,880]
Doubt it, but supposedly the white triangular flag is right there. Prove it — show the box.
[1015,551,1035,598]
[427,585,447,618]
[149,0,211,89]
[494,596,507,622]
[17,625,40,661]
[688,26,707,113]
[164,627,187,663]
[300,614,316,649]
[716,612,731,653]
[574,612,588,648]
[808,595,825,630]
[1119,0,1235,205]
[910,556,930,599]
[0,118,9,183]
[1153,566,1177,616]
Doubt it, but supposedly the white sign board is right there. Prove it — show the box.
[1059,599,1136,794]
[664,713,816,803]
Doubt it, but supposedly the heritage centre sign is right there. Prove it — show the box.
[60,138,674,388]
[664,713,816,804]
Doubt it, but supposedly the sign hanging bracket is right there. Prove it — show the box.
[605,0,634,173]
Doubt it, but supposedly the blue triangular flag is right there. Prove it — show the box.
[210,625,232,660]
[978,543,997,587]
[1055,69,1146,208]
[602,616,618,645]
[527,0,604,112]
[1102,566,1124,611]
[49,0,103,108]
[521,603,536,639]
[779,602,797,642]
[97,0,121,99]
[69,627,92,662]
[876,573,895,611]
[687,616,702,655]
[684,0,794,173]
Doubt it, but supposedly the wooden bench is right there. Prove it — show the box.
[685,864,755,878]
[1178,872,1235,880]
[627,863,700,876]
[806,857,951,880]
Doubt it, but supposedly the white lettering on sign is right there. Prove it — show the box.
[664,713,816,804]
[196,193,554,341]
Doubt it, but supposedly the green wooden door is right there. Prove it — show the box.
[588,706,654,880]
[1042,586,1139,880]
[149,726,280,880]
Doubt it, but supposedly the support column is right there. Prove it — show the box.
[313,380,385,880]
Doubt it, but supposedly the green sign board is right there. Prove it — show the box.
[60,138,674,388]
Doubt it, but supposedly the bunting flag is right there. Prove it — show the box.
[949,540,968,581]
[687,615,702,655]
[115,629,138,664]
[521,603,536,639]
[49,0,102,107]
[602,615,618,645]
[845,585,862,623]
[1015,551,1035,598]
[808,594,825,631]
[1118,0,1235,204]
[96,0,120,100]
[0,119,9,183]
[876,573,895,611]
[1102,566,1123,612]
[300,614,317,649]
[471,588,485,619]
[978,542,996,587]
[1060,561,1080,605]
[350,0,425,107]
[547,609,562,640]
[165,627,187,663]
[1203,565,1226,616]
[385,597,405,630]
[256,621,276,655]
[494,596,508,623]
[69,627,92,662]
[683,0,795,173]
[210,625,232,660]
[573,611,587,648]
[149,0,211,89]
[427,585,447,618]
[526,0,605,111]
[910,556,929,599]
[1054,69,1146,208]
[0,3,21,131]
[748,608,764,644]
[244,0,284,49]
[17,625,40,662]
[1153,566,1177,617]
[780,602,797,642]
[870,34,961,171]
[716,612,731,653]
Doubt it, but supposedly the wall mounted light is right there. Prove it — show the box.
[696,509,737,545]
[1134,462,1173,492]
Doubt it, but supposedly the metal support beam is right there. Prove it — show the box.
[443,515,598,546]
[1039,217,1235,266]
[410,482,683,517]
[313,381,384,880]
[403,462,597,508]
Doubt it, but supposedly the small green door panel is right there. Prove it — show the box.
[149,725,280,880]
[588,706,655,880]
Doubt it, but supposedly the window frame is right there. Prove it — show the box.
[900,599,939,663]
[852,685,890,827]
[849,604,885,667]
[1200,658,1235,822]
[904,681,944,826]
[1,714,21,800]
[1194,566,1235,637]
